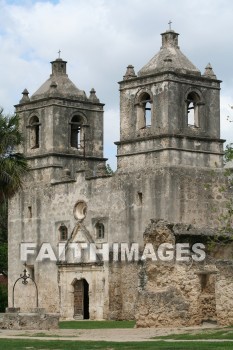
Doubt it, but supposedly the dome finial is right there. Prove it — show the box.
[203,63,217,79]
[89,88,99,102]
[123,65,137,80]
[19,88,30,104]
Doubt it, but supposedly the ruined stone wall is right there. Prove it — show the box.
[135,220,233,328]
[136,260,233,328]
[215,262,233,326]
[136,262,216,327]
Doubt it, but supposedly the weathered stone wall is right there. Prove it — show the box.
[108,261,138,320]
[135,220,233,327]
[0,312,59,330]
[136,262,219,327]
[119,74,221,141]
[215,262,233,326]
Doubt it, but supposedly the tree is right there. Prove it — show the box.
[0,284,8,312]
[0,203,7,275]
[0,243,7,275]
[106,163,114,175]
[208,143,233,252]
[0,109,29,312]
[0,203,7,243]
[0,108,29,204]
[224,143,233,164]
[221,143,233,235]
[0,108,29,276]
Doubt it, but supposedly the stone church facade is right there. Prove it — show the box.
[8,29,233,326]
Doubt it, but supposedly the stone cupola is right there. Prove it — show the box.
[138,30,201,77]
[30,57,87,101]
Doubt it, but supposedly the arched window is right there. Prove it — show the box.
[70,115,83,149]
[187,92,200,127]
[59,223,68,241]
[29,116,40,149]
[95,222,105,239]
[145,101,152,126]
[137,92,152,129]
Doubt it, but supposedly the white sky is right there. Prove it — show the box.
[0,0,233,169]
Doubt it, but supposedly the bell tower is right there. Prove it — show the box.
[15,56,106,182]
[116,29,224,172]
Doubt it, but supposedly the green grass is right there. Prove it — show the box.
[157,329,233,340]
[59,320,135,329]
[0,339,233,350]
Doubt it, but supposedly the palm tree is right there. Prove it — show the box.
[0,108,28,282]
[0,108,29,203]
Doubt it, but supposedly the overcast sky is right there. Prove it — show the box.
[0,0,233,169]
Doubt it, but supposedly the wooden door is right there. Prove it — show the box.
[73,279,89,319]
[74,280,83,318]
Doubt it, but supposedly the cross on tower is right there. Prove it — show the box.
[168,20,172,30]
[58,49,61,58]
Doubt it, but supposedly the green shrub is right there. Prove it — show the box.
[0,284,8,312]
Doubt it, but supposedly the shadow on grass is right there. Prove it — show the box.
[0,339,233,350]
[156,329,233,340]
[59,320,135,329]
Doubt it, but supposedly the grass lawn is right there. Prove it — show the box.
[59,320,136,329]
[158,329,233,340]
[0,339,233,350]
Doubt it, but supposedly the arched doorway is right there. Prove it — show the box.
[73,279,89,319]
